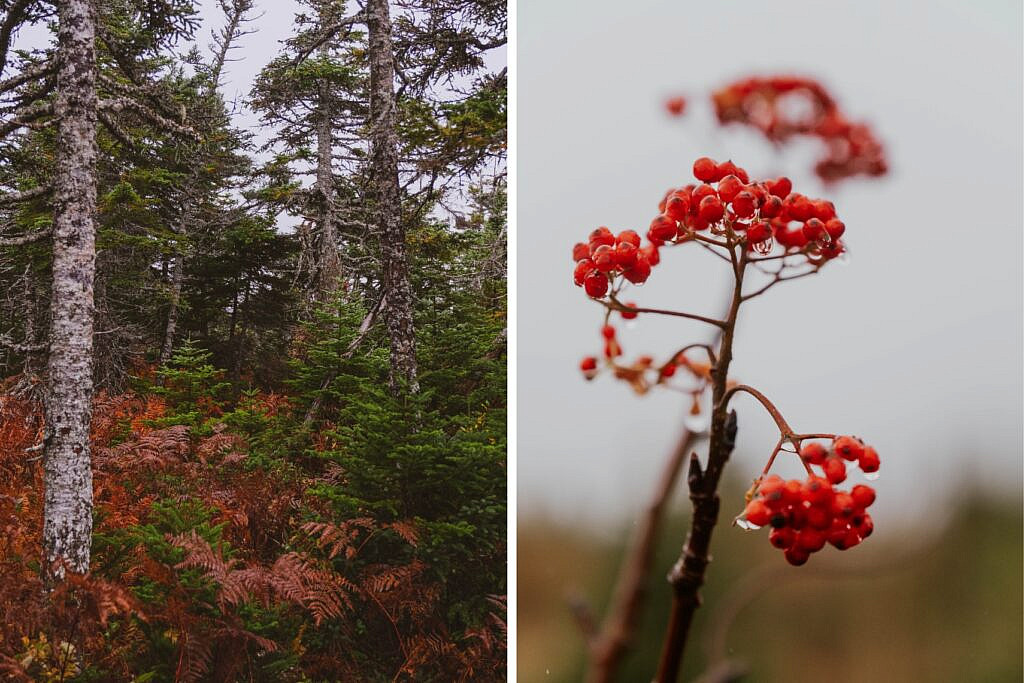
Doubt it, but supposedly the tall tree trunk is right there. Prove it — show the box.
[160,0,250,365]
[366,0,418,394]
[159,230,185,366]
[43,0,98,581]
[313,73,341,301]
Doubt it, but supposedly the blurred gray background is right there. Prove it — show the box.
[518,0,1023,530]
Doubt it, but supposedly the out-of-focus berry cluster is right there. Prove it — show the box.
[711,75,887,183]
[742,436,880,565]
[579,324,713,401]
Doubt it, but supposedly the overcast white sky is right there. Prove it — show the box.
[518,0,1023,534]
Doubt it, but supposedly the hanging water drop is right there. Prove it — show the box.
[736,518,761,531]
[864,471,880,481]
[684,411,711,433]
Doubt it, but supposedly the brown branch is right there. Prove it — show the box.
[741,267,819,301]
[0,58,54,94]
[0,226,50,246]
[0,99,52,139]
[607,295,727,329]
[0,0,34,76]
[0,184,50,205]
[655,248,748,683]
[581,283,732,683]
[583,429,700,683]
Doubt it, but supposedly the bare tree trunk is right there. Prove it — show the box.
[366,0,418,394]
[159,234,185,366]
[43,0,98,582]
[313,74,341,300]
[160,0,251,365]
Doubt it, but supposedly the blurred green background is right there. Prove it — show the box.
[518,482,1022,682]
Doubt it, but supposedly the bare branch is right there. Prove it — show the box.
[0,226,51,246]
[0,184,49,205]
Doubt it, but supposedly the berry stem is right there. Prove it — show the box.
[719,383,796,437]
[655,246,747,683]
[607,295,727,329]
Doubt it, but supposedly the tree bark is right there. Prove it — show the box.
[159,234,185,366]
[366,0,418,394]
[313,71,341,301]
[43,0,98,581]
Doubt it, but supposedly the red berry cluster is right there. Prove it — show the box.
[570,156,848,299]
[800,435,880,484]
[657,157,846,259]
[572,227,659,298]
[711,76,887,183]
[741,436,880,566]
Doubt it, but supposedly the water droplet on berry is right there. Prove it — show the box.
[683,411,710,433]
[864,471,880,481]
[736,518,761,531]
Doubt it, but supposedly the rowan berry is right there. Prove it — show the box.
[747,221,771,243]
[802,475,832,504]
[858,446,880,473]
[770,527,795,549]
[583,270,609,298]
[692,183,717,204]
[649,214,678,242]
[614,241,639,267]
[833,436,864,461]
[592,244,616,272]
[574,259,596,286]
[850,484,875,508]
[693,157,719,182]
[717,160,748,183]
[573,242,590,262]
[698,195,725,223]
[823,456,847,484]
[665,192,690,221]
[589,226,616,249]
[665,95,687,116]
[766,176,792,199]
[805,505,832,530]
[825,218,845,240]
[620,302,638,320]
[717,175,744,203]
[623,255,652,284]
[784,193,815,222]
[760,195,783,218]
[782,479,803,504]
[784,546,810,566]
[802,218,826,242]
[642,244,660,266]
[796,528,827,552]
[801,442,827,465]
[812,200,836,221]
[601,325,616,340]
[830,492,856,518]
[617,229,641,247]
[732,191,757,218]
[744,499,772,527]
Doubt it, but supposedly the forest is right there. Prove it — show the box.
[0,0,506,680]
